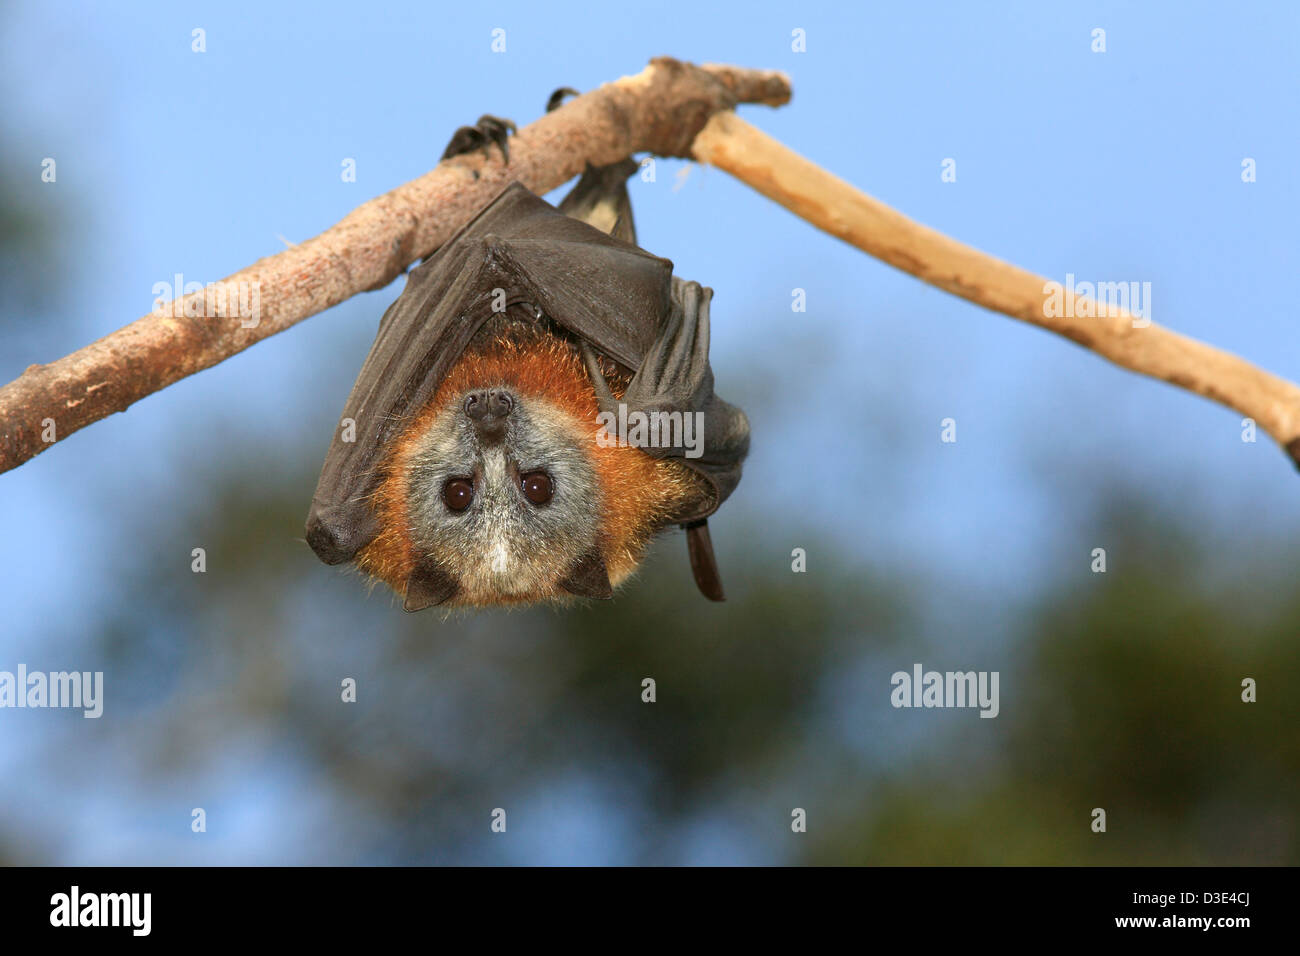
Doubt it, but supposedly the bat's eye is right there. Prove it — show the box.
[520,471,553,506]
[442,478,474,512]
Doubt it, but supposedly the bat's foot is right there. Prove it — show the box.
[439,90,575,169]
[440,114,516,164]
[546,86,579,112]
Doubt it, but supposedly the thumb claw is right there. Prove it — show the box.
[580,341,618,413]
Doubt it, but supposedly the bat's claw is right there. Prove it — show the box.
[546,87,579,113]
[440,114,517,164]
[579,341,620,418]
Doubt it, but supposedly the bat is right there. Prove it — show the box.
[305,104,749,611]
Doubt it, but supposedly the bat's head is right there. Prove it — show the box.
[396,374,605,607]
[355,318,708,610]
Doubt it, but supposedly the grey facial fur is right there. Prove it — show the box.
[405,387,601,600]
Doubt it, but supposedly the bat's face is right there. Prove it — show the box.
[353,326,708,610]
[404,384,603,603]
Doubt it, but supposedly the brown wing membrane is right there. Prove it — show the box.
[581,276,751,524]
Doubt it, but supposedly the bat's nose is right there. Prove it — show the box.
[464,389,514,442]
[464,388,514,420]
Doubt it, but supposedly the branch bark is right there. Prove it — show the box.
[0,57,790,474]
[690,111,1300,468]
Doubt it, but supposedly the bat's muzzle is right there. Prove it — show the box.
[464,388,514,443]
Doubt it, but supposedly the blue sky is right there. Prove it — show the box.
[1,0,1297,862]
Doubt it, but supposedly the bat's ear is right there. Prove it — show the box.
[558,547,613,600]
[684,520,726,602]
[403,558,458,612]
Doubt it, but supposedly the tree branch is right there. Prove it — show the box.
[8,59,1299,477]
[0,57,790,474]
[690,111,1300,468]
